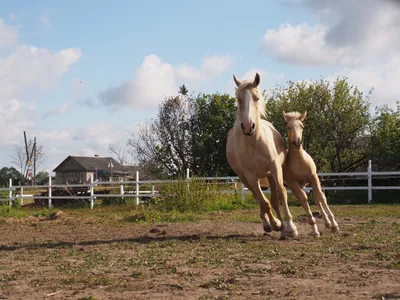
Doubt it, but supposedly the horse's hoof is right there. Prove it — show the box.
[271,220,282,232]
[311,232,320,239]
[263,225,272,233]
[325,223,332,229]
[285,229,299,238]
[331,226,340,233]
[279,234,286,240]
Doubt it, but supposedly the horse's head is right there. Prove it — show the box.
[233,73,264,136]
[283,111,307,150]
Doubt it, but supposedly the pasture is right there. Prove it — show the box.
[0,204,399,299]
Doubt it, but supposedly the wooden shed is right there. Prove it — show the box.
[53,155,128,183]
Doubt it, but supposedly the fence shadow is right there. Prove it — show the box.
[0,233,267,252]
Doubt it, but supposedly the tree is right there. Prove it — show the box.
[35,171,50,185]
[129,92,193,178]
[128,86,237,178]
[108,143,129,166]
[369,101,400,171]
[266,76,372,172]
[0,167,21,187]
[191,93,237,176]
[10,138,46,183]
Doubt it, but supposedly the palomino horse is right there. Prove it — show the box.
[226,73,298,239]
[282,111,339,237]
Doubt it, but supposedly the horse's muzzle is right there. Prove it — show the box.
[241,123,255,136]
[292,139,302,149]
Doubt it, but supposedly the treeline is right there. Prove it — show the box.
[0,167,49,187]
[127,77,400,178]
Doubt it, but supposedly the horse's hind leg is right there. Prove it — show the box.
[289,182,320,237]
[311,174,339,233]
[240,175,276,234]
[312,193,331,229]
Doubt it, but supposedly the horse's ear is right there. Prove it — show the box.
[233,74,242,87]
[283,111,289,122]
[299,111,307,121]
[253,73,260,87]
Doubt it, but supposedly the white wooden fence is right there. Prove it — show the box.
[1,160,399,209]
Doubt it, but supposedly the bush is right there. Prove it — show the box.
[157,178,252,212]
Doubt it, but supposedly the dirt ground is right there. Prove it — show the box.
[0,206,399,300]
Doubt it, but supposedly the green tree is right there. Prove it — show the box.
[266,76,372,172]
[35,171,50,185]
[0,167,22,187]
[191,93,237,176]
[128,86,237,178]
[369,101,400,171]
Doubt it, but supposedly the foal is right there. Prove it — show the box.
[282,111,339,237]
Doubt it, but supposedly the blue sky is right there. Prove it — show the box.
[1,0,399,174]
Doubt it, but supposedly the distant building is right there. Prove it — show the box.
[53,155,131,183]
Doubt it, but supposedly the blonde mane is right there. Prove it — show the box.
[284,111,303,121]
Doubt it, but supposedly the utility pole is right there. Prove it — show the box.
[33,137,37,185]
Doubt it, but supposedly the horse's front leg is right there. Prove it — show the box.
[270,163,298,239]
[267,174,283,232]
[288,181,320,238]
[243,173,282,233]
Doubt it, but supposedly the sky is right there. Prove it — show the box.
[0,0,399,174]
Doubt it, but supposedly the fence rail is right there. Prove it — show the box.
[1,160,399,209]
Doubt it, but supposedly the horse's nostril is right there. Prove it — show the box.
[241,123,245,130]
[251,123,255,130]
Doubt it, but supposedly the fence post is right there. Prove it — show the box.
[120,179,124,202]
[368,160,372,203]
[151,185,155,197]
[20,186,24,206]
[135,171,139,205]
[186,168,190,191]
[90,175,94,209]
[8,178,12,207]
[48,176,52,210]
[241,182,245,201]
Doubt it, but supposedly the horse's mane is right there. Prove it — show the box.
[284,111,302,120]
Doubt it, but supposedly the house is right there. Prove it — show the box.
[53,155,129,183]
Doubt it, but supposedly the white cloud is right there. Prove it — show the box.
[201,55,233,76]
[0,18,18,48]
[261,0,400,108]
[262,23,355,67]
[0,99,36,145]
[262,0,400,67]
[0,46,82,101]
[0,18,82,171]
[99,54,233,108]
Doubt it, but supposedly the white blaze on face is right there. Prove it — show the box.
[242,89,253,132]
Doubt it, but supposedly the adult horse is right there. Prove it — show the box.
[226,73,298,239]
